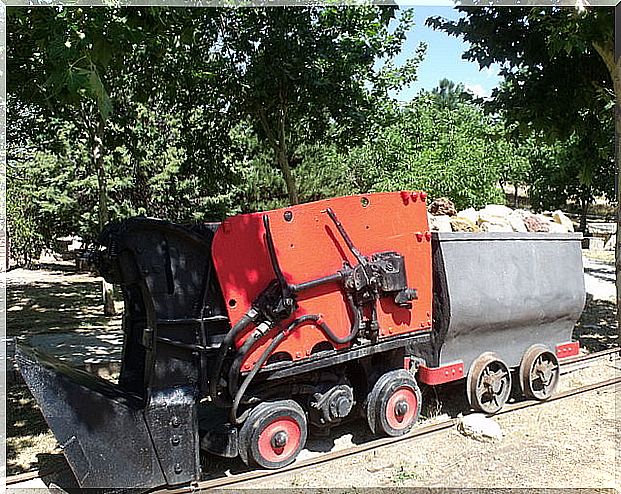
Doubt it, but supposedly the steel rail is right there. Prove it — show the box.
[561,346,619,365]
[6,346,619,489]
[164,358,620,492]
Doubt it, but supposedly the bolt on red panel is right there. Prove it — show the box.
[555,341,580,359]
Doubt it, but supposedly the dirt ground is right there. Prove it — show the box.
[241,355,620,490]
[6,261,123,475]
[5,255,620,485]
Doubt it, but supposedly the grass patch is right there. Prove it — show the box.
[391,465,419,484]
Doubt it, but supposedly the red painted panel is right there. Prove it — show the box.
[556,341,580,359]
[417,361,465,386]
[211,192,432,369]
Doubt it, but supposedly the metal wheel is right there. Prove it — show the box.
[238,400,307,469]
[467,353,512,414]
[519,345,559,401]
[366,369,422,437]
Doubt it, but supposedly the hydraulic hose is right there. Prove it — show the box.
[317,293,361,345]
[229,308,362,423]
[209,308,259,403]
[230,316,306,424]
[228,321,272,397]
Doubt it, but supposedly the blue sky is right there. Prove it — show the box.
[392,6,502,101]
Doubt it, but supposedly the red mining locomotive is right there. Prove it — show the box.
[17,191,586,490]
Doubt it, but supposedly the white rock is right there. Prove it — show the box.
[553,210,574,232]
[512,209,532,219]
[548,221,568,233]
[430,215,452,232]
[457,208,478,224]
[536,213,553,222]
[480,222,514,233]
[507,211,527,232]
[457,413,503,442]
[480,204,513,218]
[478,212,512,230]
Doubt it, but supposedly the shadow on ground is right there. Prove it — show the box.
[574,297,618,352]
[7,279,122,338]
[7,384,61,475]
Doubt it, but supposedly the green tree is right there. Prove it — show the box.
[428,6,619,329]
[213,6,425,205]
[342,95,508,210]
[431,78,471,110]
[8,7,157,314]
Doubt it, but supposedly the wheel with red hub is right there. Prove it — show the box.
[238,400,307,469]
[366,369,422,437]
[519,345,560,401]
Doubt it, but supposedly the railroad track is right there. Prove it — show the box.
[7,346,620,490]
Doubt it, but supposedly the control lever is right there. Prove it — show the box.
[323,208,367,266]
[261,215,295,320]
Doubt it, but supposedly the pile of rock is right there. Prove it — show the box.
[427,198,575,234]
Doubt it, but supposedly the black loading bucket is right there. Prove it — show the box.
[16,345,167,490]
[432,232,586,371]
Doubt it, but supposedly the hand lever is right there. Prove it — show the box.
[324,207,367,266]
[262,214,288,292]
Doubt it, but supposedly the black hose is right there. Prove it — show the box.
[229,309,362,423]
[230,317,305,424]
[228,322,271,397]
[209,308,258,403]
[319,293,361,344]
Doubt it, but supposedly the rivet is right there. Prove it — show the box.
[171,435,180,446]
[171,417,181,428]
[174,463,183,474]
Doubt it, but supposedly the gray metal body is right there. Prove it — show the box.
[431,232,586,372]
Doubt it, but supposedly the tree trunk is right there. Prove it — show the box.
[278,149,299,205]
[92,118,116,316]
[256,102,299,206]
[579,194,589,233]
[513,184,519,209]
